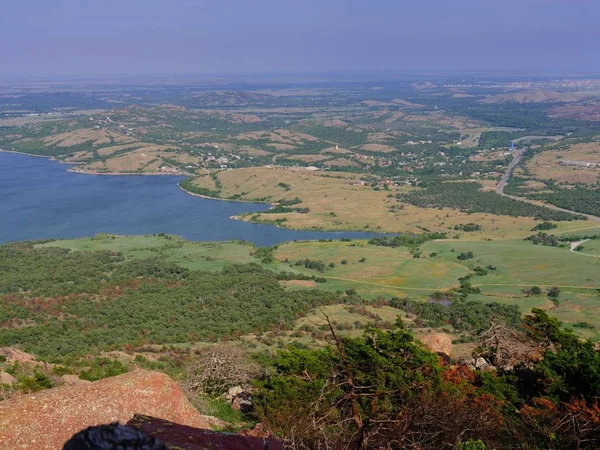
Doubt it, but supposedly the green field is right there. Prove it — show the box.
[421,239,600,288]
[421,238,600,336]
[574,238,600,257]
[38,234,600,339]
[275,240,470,297]
[37,235,258,271]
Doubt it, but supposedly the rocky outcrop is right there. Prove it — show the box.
[0,369,216,450]
[1,347,39,365]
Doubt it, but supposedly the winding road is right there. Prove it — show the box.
[569,239,599,258]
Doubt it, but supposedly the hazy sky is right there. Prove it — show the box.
[1,0,598,77]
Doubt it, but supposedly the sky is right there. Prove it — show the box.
[1,0,598,78]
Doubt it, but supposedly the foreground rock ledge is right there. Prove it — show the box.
[0,369,215,450]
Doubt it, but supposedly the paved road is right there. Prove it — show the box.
[496,147,600,224]
[496,147,527,196]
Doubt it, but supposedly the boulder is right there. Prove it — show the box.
[419,333,453,357]
[225,385,254,414]
[225,385,244,402]
[0,372,16,385]
[0,369,215,450]
[475,357,494,370]
[60,374,91,386]
[465,357,495,371]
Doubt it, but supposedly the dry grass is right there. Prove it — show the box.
[279,280,317,288]
[187,167,545,237]
[64,151,94,162]
[81,146,176,172]
[41,129,136,147]
[525,141,600,185]
[235,129,318,144]
[266,143,296,151]
[239,147,272,157]
[361,144,397,153]
[323,158,358,167]
[284,154,331,163]
[321,146,352,155]
[96,144,142,156]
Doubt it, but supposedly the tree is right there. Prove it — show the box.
[524,286,542,296]
[255,317,442,449]
[547,287,561,299]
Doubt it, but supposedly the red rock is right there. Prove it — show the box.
[0,347,38,364]
[0,369,214,450]
[419,333,453,356]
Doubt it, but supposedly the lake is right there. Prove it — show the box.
[0,152,390,246]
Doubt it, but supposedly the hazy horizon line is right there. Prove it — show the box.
[3,70,600,85]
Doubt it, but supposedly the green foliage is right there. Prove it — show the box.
[276,197,303,206]
[526,286,543,296]
[79,358,128,381]
[454,223,482,232]
[390,296,521,333]
[525,232,564,247]
[399,182,583,221]
[479,130,522,149]
[525,309,600,402]
[533,186,600,217]
[368,232,447,248]
[264,205,310,214]
[201,397,247,426]
[457,439,487,450]
[457,251,474,261]
[547,286,561,299]
[254,246,275,263]
[255,321,441,447]
[532,221,557,231]
[18,371,52,393]
[0,244,341,359]
[294,258,326,272]
[179,178,221,198]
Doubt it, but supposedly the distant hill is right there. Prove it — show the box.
[481,89,584,104]
[549,104,600,121]
[190,91,277,107]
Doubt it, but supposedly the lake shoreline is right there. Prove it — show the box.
[178,184,372,232]
[0,151,391,245]
[178,184,273,204]
[0,148,190,177]
[68,168,187,176]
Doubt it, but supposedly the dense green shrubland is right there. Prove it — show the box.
[399,182,584,220]
[0,243,341,359]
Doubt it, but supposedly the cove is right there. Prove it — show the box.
[0,152,390,246]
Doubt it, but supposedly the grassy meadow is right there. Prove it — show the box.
[186,166,554,238]
[37,232,600,339]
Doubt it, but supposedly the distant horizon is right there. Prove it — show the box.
[2,0,598,79]
[3,70,600,86]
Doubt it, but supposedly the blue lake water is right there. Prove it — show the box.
[0,152,389,246]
